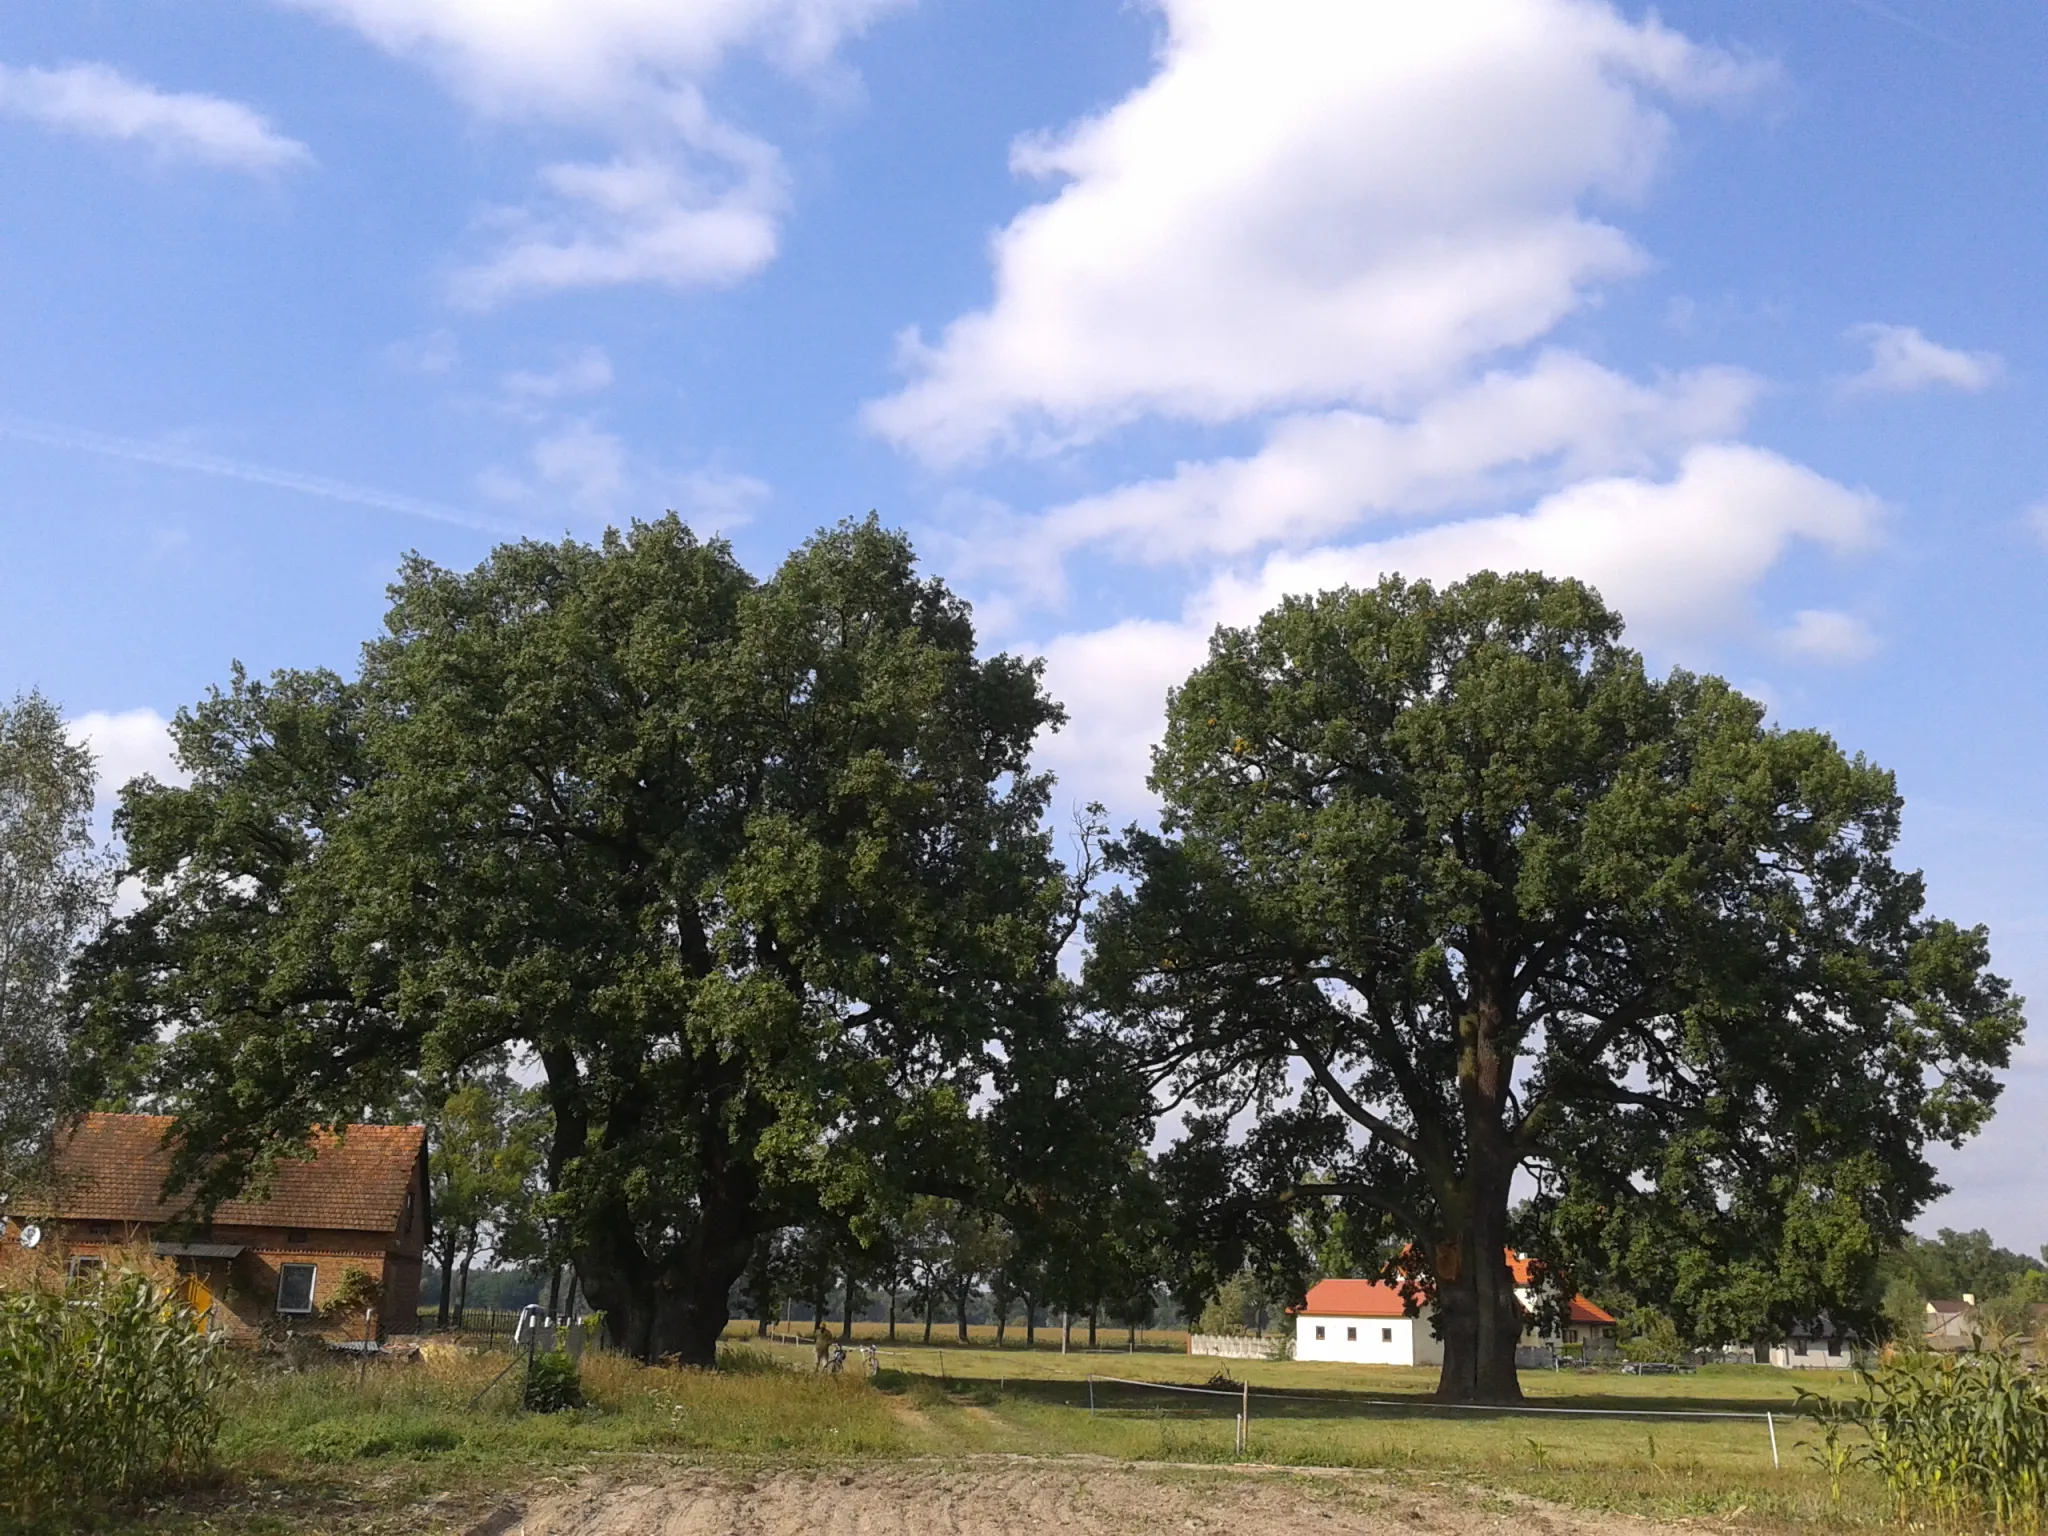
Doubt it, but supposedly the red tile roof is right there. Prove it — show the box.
[1298,1278,1415,1318]
[52,1113,424,1235]
[1297,1256,1614,1326]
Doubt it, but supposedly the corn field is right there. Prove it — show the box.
[1803,1349,2048,1531]
[0,1264,228,1529]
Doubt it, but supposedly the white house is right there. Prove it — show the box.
[1293,1278,1442,1365]
[1768,1318,1866,1370]
[1292,1258,1619,1368]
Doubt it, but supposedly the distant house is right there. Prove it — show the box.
[1923,1296,1976,1350]
[1291,1256,1617,1367]
[1921,1296,2048,1353]
[45,1112,429,1341]
[1768,1318,1865,1370]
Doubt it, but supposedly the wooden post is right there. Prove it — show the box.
[1239,1378,1250,1456]
[1767,1412,1779,1469]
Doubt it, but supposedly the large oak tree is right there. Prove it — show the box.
[1088,573,2021,1403]
[72,517,1076,1362]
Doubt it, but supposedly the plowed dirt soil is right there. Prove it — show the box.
[489,1459,1669,1536]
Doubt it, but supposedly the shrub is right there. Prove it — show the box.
[325,1266,382,1320]
[0,1263,227,1527]
[523,1350,584,1413]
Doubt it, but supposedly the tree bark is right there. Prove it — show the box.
[435,1238,457,1329]
[1432,977,1525,1404]
[575,1190,755,1366]
[1088,1303,1098,1349]
[888,1288,897,1342]
[842,1270,858,1336]
[955,1280,971,1343]
[922,1292,934,1344]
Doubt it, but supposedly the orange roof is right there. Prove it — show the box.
[52,1113,425,1235]
[1568,1296,1616,1325]
[1297,1278,1415,1318]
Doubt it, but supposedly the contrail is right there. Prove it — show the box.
[1832,0,1996,60]
[0,415,518,536]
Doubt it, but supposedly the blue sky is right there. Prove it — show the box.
[2,0,2042,1250]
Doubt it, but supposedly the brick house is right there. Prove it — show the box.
[47,1112,430,1341]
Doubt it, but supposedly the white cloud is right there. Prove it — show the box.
[1779,608,1879,663]
[867,0,1767,464]
[1842,323,2002,397]
[281,0,905,302]
[2027,505,2048,550]
[387,329,461,375]
[277,0,906,114]
[66,709,186,809]
[503,347,615,402]
[480,420,769,530]
[1015,354,1758,577]
[672,468,771,528]
[453,129,785,307]
[1032,445,1882,815]
[0,61,309,171]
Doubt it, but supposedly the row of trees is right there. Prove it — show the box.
[6,516,2025,1403]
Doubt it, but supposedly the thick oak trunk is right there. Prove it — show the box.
[577,1195,754,1365]
[1431,974,1525,1404]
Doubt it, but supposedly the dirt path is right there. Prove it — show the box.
[490,1460,1670,1536]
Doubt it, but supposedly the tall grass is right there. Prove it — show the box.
[0,1255,227,1530]
[1803,1348,2048,1531]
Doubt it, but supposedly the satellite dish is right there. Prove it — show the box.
[18,1225,41,1249]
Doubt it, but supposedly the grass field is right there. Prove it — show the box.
[108,1336,1879,1535]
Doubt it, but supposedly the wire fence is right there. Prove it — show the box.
[1083,1373,1784,1467]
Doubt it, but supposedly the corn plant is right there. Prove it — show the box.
[1801,1347,2048,1531]
[0,1264,228,1529]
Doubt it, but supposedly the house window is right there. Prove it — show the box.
[1346,1326,1357,1342]
[1314,1325,1325,1340]
[89,1222,110,1238]
[1381,1327,1393,1343]
[286,1228,310,1245]
[277,1263,318,1315]
[1794,1339,1807,1356]
[68,1257,104,1281]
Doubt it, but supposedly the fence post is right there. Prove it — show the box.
[1766,1412,1779,1470]
[1240,1378,1250,1457]
[1088,1377,1095,1416]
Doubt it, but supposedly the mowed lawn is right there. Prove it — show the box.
[739,1333,1834,1492]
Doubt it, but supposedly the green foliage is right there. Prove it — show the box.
[71,517,1084,1365]
[0,690,110,1188]
[1885,1228,2047,1305]
[1197,1272,1268,1336]
[0,1267,226,1528]
[1089,571,2023,1399]
[425,1071,549,1323]
[1617,1307,1683,1364]
[522,1350,585,1413]
[1802,1347,2048,1529]
[326,1265,382,1317]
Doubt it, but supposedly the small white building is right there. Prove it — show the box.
[1293,1278,1442,1366]
[1769,1318,1865,1370]
[1292,1260,1619,1368]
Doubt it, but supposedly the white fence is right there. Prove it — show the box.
[1186,1333,1283,1360]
